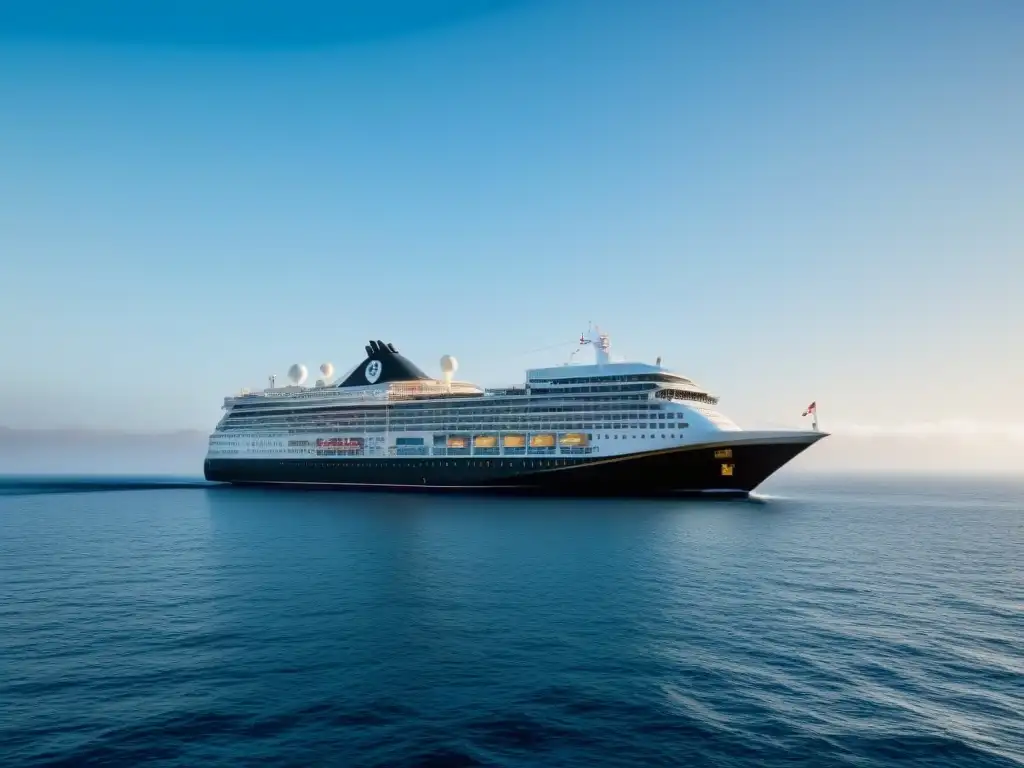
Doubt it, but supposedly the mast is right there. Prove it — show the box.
[584,324,611,366]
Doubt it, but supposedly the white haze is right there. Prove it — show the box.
[830,420,1024,442]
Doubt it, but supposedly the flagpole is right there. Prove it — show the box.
[803,401,819,432]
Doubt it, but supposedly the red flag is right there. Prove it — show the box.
[802,401,816,417]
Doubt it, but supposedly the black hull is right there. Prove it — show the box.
[204,437,822,497]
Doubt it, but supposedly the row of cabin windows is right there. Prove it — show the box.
[219,422,689,433]
[225,423,688,433]
[226,392,658,416]
[221,434,692,444]
[224,402,684,422]
[226,403,661,420]
[227,392,651,413]
[222,421,688,431]
[529,374,694,385]
[223,415,688,427]
[226,411,679,424]
[224,404,683,417]
[224,415,683,428]
[656,389,718,404]
[221,422,681,431]
[310,432,683,445]
[529,384,655,395]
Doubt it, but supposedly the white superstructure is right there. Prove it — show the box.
[206,327,809,465]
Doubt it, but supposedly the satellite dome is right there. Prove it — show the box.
[287,363,308,385]
[440,355,458,374]
[320,362,334,378]
[440,355,458,390]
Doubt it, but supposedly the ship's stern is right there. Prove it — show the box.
[203,432,221,482]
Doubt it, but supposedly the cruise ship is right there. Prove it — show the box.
[203,328,826,496]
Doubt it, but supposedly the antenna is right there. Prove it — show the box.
[268,374,276,390]
[583,324,611,365]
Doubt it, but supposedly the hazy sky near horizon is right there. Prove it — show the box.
[2,0,1022,445]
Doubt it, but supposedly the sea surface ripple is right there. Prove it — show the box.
[1,475,1022,767]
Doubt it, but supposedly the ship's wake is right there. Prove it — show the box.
[0,477,218,497]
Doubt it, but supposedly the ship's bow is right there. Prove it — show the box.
[697,430,826,493]
[521,430,827,497]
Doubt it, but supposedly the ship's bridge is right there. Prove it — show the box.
[527,361,694,384]
[526,362,718,405]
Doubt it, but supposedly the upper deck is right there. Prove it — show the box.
[221,328,717,410]
[527,361,700,387]
[224,380,483,409]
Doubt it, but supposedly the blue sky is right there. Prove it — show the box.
[1,0,1022,441]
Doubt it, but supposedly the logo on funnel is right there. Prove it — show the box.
[365,360,382,383]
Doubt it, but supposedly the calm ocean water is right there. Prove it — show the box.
[1,475,1021,767]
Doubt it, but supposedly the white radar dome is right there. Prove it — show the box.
[440,355,458,390]
[287,363,308,385]
[320,362,334,378]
